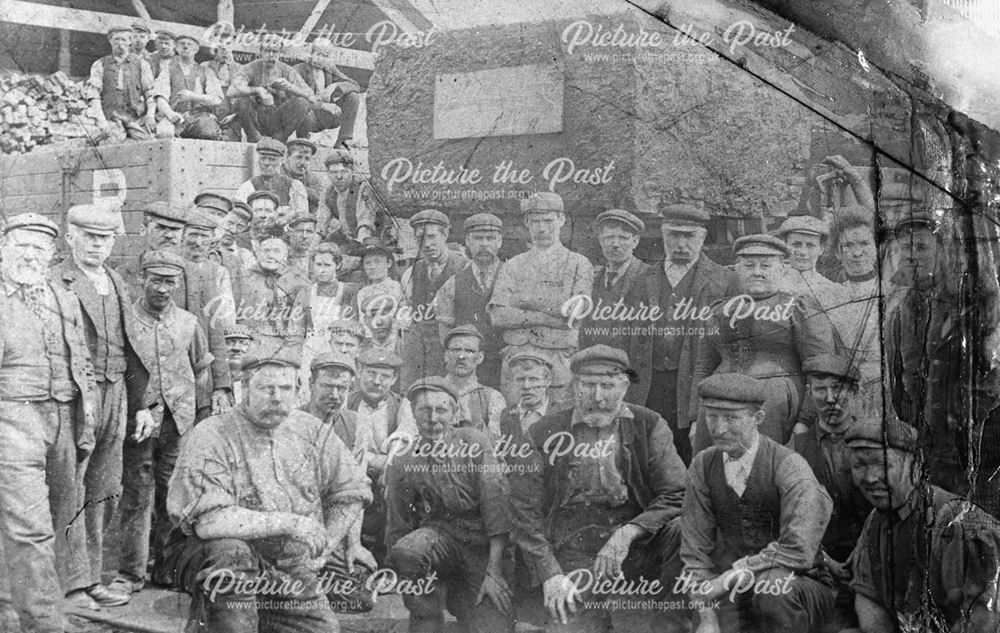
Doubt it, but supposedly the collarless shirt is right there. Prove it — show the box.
[723,434,760,497]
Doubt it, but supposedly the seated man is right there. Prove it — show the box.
[293,37,361,149]
[845,418,1000,633]
[439,325,506,440]
[164,354,372,631]
[510,345,687,632]
[235,138,309,224]
[155,33,224,140]
[681,373,836,633]
[385,378,515,633]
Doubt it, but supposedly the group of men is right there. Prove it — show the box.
[85,23,360,146]
[1,140,999,633]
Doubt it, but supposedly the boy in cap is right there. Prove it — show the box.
[130,20,152,56]
[434,213,505,389]
[149,30,177,77]
[691,234,833,452]
[294,37,362,149]
[154,33,224,140]
[116,249,213,594]
[776,214,848,341]
[498,351,559,443]
[490,192,594,404]
[283,138,324,214]
[399,210,468,390]
[235,137,309,221]
[846,418,1000,632]
[439,325,506,440]
[578,208,656,405]
[646,203,734,465]
[680,373,836,633]
[385,378,515,633]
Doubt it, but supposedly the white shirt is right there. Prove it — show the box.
[517,396,550,435]
[723,434,760,497]
[355,396,418,456]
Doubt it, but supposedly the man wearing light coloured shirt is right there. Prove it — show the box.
[777,215,849,330]
[499,352,557,443]
[439,325,506,440]
[234,137,309,225]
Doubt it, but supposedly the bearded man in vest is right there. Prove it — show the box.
[235,137,309,224]
[399,210,468,391]
[154,33,224,140]
[434,213,505,390]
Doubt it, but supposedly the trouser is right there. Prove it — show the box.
[231,95,314,144]
[164,535,339,633]
[499,344,573,405]
[400,325,445,392]
[80,379,127,586]
[310,90,360,146]
[118,410,182,584]
[646,369,691,465]
[0,398,89,633]
[104,110,173,141]
[176,111,222,140]
[387,527,514,633]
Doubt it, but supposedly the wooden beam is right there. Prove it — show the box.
[0,0,375,70]
[217,0,234,26]
[367,0,433,33]
[130,0,151,22]
[298,0,334,39]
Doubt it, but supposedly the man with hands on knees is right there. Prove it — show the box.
[164,353,372,632]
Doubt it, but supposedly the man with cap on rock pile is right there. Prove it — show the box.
[84,26,164,141]
[385,377,515,633]
[234,137,309,222]
[434,213,506,390]
[691,234,833,452]
[490,192,594,404]
[438,325,507,440]
[153,32,225,140]
[130,20,152,57]
[148,29,176,78]
[116,249,213,596]
[645,203,733,465]
[0,213,100,624]
[164,352,371,631]
[680,373,837,633]
[283,138,325,215]
[776,214,848,339]
[399,209,468,390]
[294,37,362,149]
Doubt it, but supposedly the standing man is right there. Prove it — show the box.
[777,215,848,335]
[115,250,212,595]
[681,373,837,633]
[239,237,305,358]
[154,33,224,140]
[490,192,594,403]
[213,200,255,310]
[283,138,325,215]
[434,213,505,389]
[399,209,468,390]
[53,204,153,608]
[645,203,732,465]
[578,208,655,405]
[319,150,386,272]
[235,137,309,222]
[285,214,319,279]
[247,189,285,243]
[293,37,362,149]
[84,26,164,141]
[439,325,506,439]
[0,214,99,627]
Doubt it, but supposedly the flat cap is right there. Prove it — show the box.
[256,136,286,157]
[67,203,122,236]
[778,215,829,238]
[846,418,919,453]
[357,348,403,370]
[176,33,200,45]
[140,249,185,276]
[108,26,133,36]
[570,344,638,382]
[286,214,318,229]
[130,21,152,33]
[733,234,789,258]
[3,213,59,238]
[803,353,861,384]
[194,191,231,214]
[409,209,450,229]
[443,324,482,349]
[894,209,939,236]
[328,318,366,339]
[240,353,301,373]
[311,351,356,376]
[324,149,354,168]
[360,237,394,260]
[697,373,767,409]
[155,29,176,40]
[521,192,564,214]
[407,376,459,403]
[596,208,644,234]
[286,138,317,156]
[659,203,710,229]
[223,324,255,340]
[230,201,253,222]
[144,201,187,228]
[508,351,553,370]
[463,213,503,233]
[247,190,280,207]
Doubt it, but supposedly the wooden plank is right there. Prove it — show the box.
[298,0,334,39]
[366,0,434,32]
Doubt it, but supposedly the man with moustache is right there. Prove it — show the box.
[239,237,305,358]
[129,20,152,57]
[285,214,320,279]
[119,202,187,297]
[490,193,594,404]
[646,204,733,465]
[294,37,362,149]
[578,209,655,406]
[52,204,153,608]
[439,325,506,440]
[319,151,384,275]
[434,213,505,389]
[223,324,254,402]
[400,210,468,390]
[385,378,515,633]
[681,373,836,633]
[229,34,316,143]
[235,138,309,223]
[0,213,99,626]
[247,189,285,244]
[84,26,163,141]
[283,138,325,216]
[201,23,242,140]
[147,30,176,79]
[302,353,358,429]
[845,418,1000,632]
[164,354,371,631]
[116,250,212,595]
[509,345,686,632]
[154,33,224,140]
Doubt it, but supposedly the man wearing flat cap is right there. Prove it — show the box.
[235,137,309,223]
[164,353,371,631]
[490,193,594,404]
[434,213,506,389]
[680,373,837,633]
[116,249,213,595]
[239,236,306,358]
[498,352,563,446]
[154,33,224,140]
[294,37,362,149]
[130,20,153,57]
[438,325,506,439]
[285,213,320,279]
[320,150,392,275]
[845,418,1000,633]
[646,203,734,465]
[577,208,656,406]
[691,234,833,453]
[0,213,101,624]
[223,324,254,400]
[385,378,515,633]
[52,203,154,607]
[282,138,324,215]
[509,344,686,632]
[213,200,257,310]
[399,210,468,390]
[149,30,177,78]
